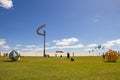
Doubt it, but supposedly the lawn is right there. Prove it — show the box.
[0,56,120,80]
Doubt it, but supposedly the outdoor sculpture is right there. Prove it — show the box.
[9,50,20,61]
[105,50,119,62]
[36,24,46,57]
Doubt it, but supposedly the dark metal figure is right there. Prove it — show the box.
[36,24,46,57]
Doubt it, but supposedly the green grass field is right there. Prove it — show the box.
[0,56,120,80]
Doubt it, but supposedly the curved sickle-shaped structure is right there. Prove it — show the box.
[36,24,46,36]
[36,24,46,57]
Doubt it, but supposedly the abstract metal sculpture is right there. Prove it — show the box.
[9,50,20,61]
[36,24,46,57]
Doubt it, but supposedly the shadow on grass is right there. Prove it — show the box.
[3,60,16,62]
[3,60,27,63]
[104,61,118,63]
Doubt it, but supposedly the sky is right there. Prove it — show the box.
[0,0,120,53]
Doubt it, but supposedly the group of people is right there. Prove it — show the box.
[0,52,9,57]
[67,52,74,61]
[55,52,74,61]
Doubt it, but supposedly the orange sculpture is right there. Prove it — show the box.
[105,50,119,62]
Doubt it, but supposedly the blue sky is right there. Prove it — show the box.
[0,0,120,53]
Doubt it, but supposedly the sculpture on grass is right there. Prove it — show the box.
[105,50,119,62]
[9,50,20,61]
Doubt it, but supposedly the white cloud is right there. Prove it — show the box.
[46,43,50,45]
[20,44,44,52]
[26,45,36,48]
[3,38,120,52]
[34,48,43,52]
[22,48,33,51]
[102,39,120,48]
[46,46,57,50]
[2,45,10,50]
[113,39,120,45]
[84,44,97,52]
[51,38,84,50]
[102,44,111,48]
[13,47,19,50]
[53,37,79,46]
[102,42,114,48]
[58,44,84,49]
[0,0,13,9]
[0,39,6,45]
[16,44,22,47]
[0,39,10,50]
[87,44,97,48]
[84,48,93,51]
[21,45,39,52]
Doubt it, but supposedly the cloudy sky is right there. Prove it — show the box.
[0,0,120,53]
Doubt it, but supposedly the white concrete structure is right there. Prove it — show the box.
[16,52,99,57]
[0,52,100,57]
